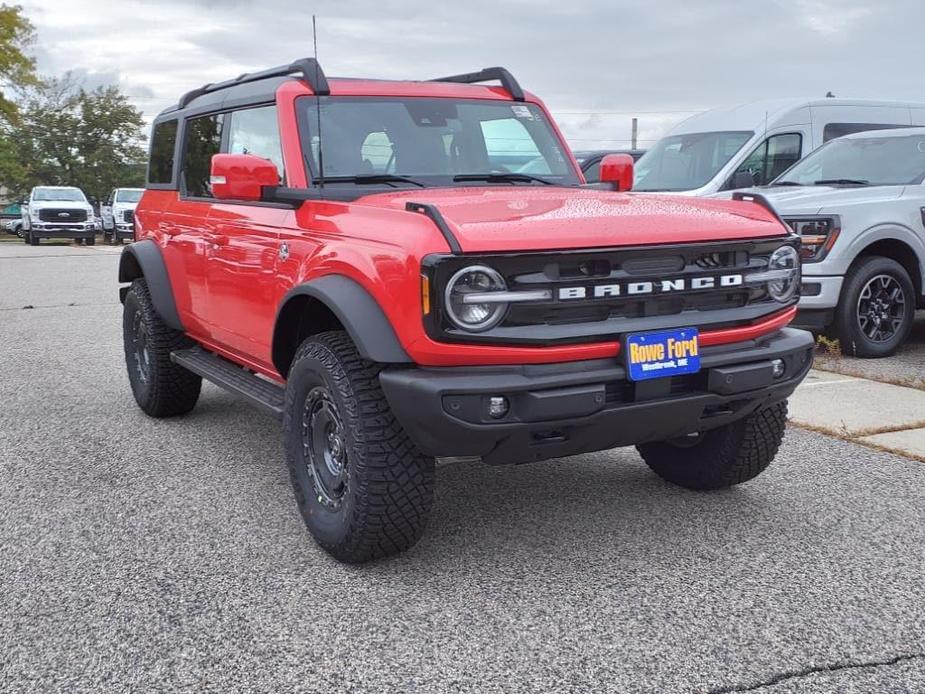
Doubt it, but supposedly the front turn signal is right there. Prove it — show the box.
[421,274,431,315]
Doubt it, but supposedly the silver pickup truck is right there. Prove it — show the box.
[721,127,925,358]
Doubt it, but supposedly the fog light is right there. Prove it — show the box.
[487,396,510,419]
[771,359,786,379]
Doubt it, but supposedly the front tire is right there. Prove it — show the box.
[637,401,787,490]
[833,256,914,358]
[28,232,38,246]
[283,331,434,563]
[85,236,95,246]
[122,279,201,417]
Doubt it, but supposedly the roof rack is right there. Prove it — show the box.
[177,57,330,109]
[430,67,524,102]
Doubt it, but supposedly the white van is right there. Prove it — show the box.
[633,98,925,195]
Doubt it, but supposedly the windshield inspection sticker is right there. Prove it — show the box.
[511,104,534,120]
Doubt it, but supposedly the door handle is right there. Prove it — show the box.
[203,233,228,247]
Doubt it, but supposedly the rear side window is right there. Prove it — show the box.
[182,113,224,198]
[823,122,908,142]
[481,117,545,172]
[148,119,178,185]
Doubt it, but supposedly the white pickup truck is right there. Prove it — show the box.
[100,187,143,244]
[21,186,97,246]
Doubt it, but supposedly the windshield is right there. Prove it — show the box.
[298,97,579,186]
[633,131,753,192]
[774,133,925,186]
[115,189,143,203]
[33,188,86,202]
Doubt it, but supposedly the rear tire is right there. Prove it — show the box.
[833,256,914,358]
[123,278,201,417]
[637,401,788,490]
[283,330,434,563]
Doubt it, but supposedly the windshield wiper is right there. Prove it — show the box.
[770,180,804,187]
[453,172,553,185]
[321,174,426,188]
[814,178,869,186]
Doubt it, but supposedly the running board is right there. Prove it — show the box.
[170,347,285,420]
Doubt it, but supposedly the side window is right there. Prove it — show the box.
[823,122,908,142]
[727,133,802,187]
[583,160,602,184]
[361,132,395,173]
[227,106,285,182]
[765,133,802,181]
[481,118,542,172]
[148,119,178,185]
[182,113,224,198]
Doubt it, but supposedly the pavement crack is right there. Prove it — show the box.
[706,653,925,693]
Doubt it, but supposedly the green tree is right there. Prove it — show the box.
[0,3,38,125]
[4,75,147,201]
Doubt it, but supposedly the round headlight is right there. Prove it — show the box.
[767,245,800,302]
[445,265,508,331]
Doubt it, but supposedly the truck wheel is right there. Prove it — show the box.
[283,330,434,563]
[122,278,201,417]
[637,401,787,490]
[28,232,38,246]
[833,256,914,358]
[85,236,96,246]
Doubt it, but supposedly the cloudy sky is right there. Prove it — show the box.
[19,0,925,149]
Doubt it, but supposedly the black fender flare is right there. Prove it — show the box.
[118,240,184,331]
[275,276,412,365]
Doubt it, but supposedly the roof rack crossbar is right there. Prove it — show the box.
[430,67,524,102]
[177,57,330,109]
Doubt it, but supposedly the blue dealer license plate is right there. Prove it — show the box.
[625,328,701,382]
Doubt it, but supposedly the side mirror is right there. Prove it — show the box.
[210,153,280,201]
[733,170,758,189]
[599,154,634,192]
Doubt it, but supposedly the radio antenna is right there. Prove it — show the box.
[313,15,325,192]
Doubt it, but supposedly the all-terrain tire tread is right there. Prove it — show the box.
[123,279,201,417]
[637,401,788,490]
[283,331,434,563]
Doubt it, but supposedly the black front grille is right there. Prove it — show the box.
[122,209,135,224]
[424,237,799,346]
[38,208,87,223]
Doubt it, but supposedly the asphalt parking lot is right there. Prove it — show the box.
[2,243,925,693]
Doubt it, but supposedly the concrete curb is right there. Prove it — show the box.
[789,369,925,462]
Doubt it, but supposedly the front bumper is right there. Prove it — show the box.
[29,225,96,239]
[798,275,843,309]
[380,328,814,465]
[113,224,134,239]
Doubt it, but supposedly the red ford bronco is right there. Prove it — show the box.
[120,59,813,562]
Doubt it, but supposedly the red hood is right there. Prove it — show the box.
[356,187,788,253]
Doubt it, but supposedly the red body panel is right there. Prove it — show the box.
[136,79,796,380]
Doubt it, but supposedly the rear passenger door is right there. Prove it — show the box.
[162,112,225,340]
[205,105,288,367]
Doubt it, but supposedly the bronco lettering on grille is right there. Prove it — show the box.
[557,274,744,301]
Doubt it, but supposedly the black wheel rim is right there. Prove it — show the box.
[131,309,151,385]
[302,386,349,509]
[856,274,906,343]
